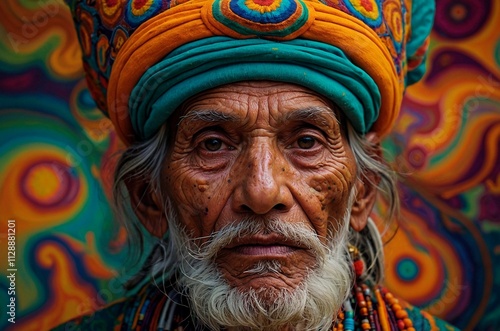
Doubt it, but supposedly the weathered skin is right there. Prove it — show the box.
[159,81,360,296]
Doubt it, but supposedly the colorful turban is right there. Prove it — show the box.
[66,0,434,145]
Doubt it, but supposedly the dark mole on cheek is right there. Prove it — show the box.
[328,186,331,190]
[282,168,285,172]
[227,179,231,183]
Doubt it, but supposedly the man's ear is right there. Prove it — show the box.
[350,132,381,232]
[125,177,168,238]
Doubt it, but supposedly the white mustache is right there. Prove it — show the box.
[186,218,332,263]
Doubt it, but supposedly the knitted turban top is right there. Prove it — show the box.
[66,0,434,144]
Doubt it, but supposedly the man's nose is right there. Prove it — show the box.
[231,141,293,215]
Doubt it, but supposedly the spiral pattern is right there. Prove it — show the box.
[209,0,310,38]
[344,0,382,28]
[77,9,95,58]
[98,0,125,28]
[125,0,163,27]
[21,160,79,208]
[110,27,129,59]
[379,3,500,329]
[434,0,491,39]
[383,0,403,53]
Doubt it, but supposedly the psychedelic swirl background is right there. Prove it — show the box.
[0,0,499,330]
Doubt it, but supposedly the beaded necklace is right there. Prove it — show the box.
[332,246,416,331]
[333,283,416,331]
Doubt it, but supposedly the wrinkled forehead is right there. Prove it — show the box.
[176,81,343,126]
[167,81,349,143]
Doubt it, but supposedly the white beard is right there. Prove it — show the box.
[164,205,354,331]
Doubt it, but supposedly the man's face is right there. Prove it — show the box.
[162,81,358,296]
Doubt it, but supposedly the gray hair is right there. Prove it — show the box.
[346,123,400,284]
[112,121,399,286]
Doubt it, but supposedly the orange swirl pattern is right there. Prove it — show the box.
[0,0,82,78]
[1,148,86,231]
[382,0,403,49]
[384,207,468,319]
[381,1,500,328]
[1,1,128,329]
[98,0,125,28]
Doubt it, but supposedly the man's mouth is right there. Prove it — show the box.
[222,234,306,256]
[233,244,298,255]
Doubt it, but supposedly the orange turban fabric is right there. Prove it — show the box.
[66,0,434,144]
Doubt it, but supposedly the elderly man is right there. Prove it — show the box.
[57,0,459,330]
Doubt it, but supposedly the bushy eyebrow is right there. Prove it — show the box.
[178,109,239,126]
[283,106,340,128]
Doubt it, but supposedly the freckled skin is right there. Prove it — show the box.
[162,81,358,295]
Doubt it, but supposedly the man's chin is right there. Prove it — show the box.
[216,252,317,292]
[171,215,353,330]
[219,271,308,297]
[231,276,302,304]
[180,251,350,331]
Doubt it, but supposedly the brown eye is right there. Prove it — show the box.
[297,136,316,149]
[204,138,223,151]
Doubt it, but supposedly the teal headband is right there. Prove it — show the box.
[130,37,380,140]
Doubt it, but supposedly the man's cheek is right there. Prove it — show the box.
[306,171,349,205]
[173,179,229,237]
[297,171,352,234]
